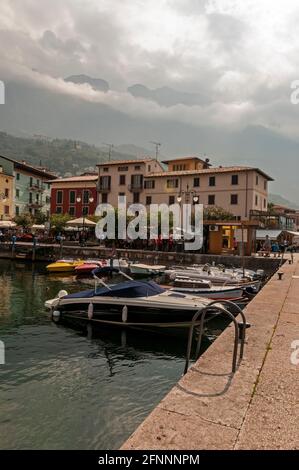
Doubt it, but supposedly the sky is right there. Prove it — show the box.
[0,0,299,200]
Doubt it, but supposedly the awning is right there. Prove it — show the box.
[285,231,299,236]
[256,229,283,240]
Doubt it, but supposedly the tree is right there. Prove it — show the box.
[34,211,47,225]
[203,206,235,221]
[50,213,71,233]
[14,212,33,228]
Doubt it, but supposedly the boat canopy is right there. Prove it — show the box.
[63,280,165,299]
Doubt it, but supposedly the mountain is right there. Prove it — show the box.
[128,84,208,107]
[1,80,299,201]
[0,131,141,175]
[65,75,109,92]
[269,193,299,210]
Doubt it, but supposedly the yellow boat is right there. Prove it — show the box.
[46,259,85,273]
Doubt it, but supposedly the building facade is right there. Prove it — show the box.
[0,161,14,220]
[0,155,56,218]
[96,156,273,221]
[50,174,98,217]
[97,158,164,206]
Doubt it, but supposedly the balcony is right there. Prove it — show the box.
[97,182,111,193]
[27,202,43,209]
[28,184,44,192]
[128,183,143,192]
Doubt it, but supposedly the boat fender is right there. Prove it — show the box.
[122,305,128,323]
[88,302,94,320]
[52,310,61,322]
[58,290,68,299]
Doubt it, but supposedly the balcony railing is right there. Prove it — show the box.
[27,202,43,209]
[28,184,44,192]
[97,183,111,192]
[128,183,143,192]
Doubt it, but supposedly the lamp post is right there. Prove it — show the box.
[76,191,94,244]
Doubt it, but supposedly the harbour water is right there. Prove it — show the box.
[0,260,225,449]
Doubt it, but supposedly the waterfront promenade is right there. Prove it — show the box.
[121,254,299,450]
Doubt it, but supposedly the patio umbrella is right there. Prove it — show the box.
[66,217,96,227]
[0,221,17,228]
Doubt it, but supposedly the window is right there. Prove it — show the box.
[144,180,155,189]
[119,192,125,197]
[146,196,152,205]
[4,205,9,215]
[119,175,126,185]
[131,174,143,188]
[148,165,151,172]
[83,190,90,204]
[29,208,32,214]
[29,192,33,203]
[169,195,175,205]
[4,188,9,198]
[36,179,40,187]
[82,206,88,216]
[99,176,111,190]
[16,189,20,198]
[193,177,200,187]
[15,206,19,216]
[102,193,108,203]
[264,198,266,208]
[255,195,258,205]
[56,190,63,204]
[30,177,33,187]
[231,174,238,185]
[264,180,267,190]
[209,176,216,186]
[36,194,39,203]
[133,192,140,203]
[69,206,75,216]
[69,191,76,204]
[231,194,238,205]
[256,175,259,185]
[208,194,215,205]
[16,173,20,180]
[118,166,128,172]
[166,179,179,189]
[237,216,241,221]
[56,206,62,214]
[134,165,141,170]
[48,183,51,190]
[103,167,109,172]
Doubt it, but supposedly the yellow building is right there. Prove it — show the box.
[0,166,14,220]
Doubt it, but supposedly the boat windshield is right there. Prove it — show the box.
[64,280,165,299]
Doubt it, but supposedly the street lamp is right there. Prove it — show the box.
[76,192,94,242]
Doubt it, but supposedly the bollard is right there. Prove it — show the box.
[238,322,251,340]
[277,272,284,280]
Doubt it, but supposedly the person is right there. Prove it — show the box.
[0,229,4,244]
[271,241,280,257]
[263,235,271,256]
[233,237,238,255]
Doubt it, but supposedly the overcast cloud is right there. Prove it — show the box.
[1,0,299,137]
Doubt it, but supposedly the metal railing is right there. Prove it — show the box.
[184,299,248,375]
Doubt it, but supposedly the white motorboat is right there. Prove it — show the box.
[170,278,244,300]
[45,268,220,329]
[129,263,166,276]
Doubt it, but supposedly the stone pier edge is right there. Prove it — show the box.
[120,254,299,450]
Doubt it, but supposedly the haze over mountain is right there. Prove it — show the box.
[128,84,208,107]
[65,75,109,92]
[1,1,299,203]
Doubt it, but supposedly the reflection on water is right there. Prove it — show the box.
[0,260,223,450]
